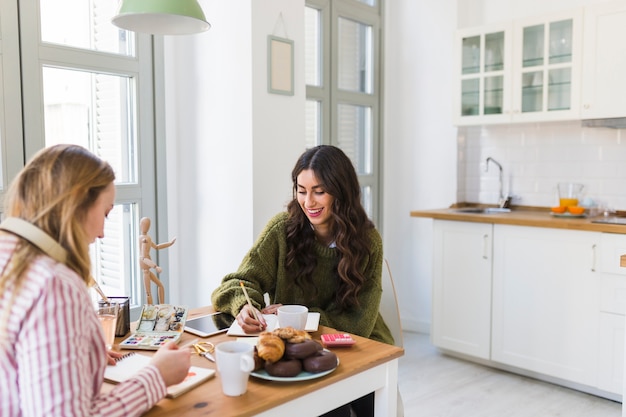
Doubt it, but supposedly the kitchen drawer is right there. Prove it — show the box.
[599,233,626,276]
[600,275,626,315]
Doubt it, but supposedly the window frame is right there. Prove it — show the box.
[1,0,165,317]
[306,0,383,224]
[0,0,25,189]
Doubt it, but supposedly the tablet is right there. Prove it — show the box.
[184,312,236,337]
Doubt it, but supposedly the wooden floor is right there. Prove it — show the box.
[398,332,622,417]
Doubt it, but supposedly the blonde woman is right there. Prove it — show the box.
[0,145,190,416]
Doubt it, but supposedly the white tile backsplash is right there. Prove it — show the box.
[457,121,626,211]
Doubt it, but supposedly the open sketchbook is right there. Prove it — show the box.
[227,312,320,336]
[104,353,215,398]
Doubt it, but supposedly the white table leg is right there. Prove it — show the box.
[374,357,399,416]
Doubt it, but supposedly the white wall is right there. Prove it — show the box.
[383,0,458,333]
[162,0,462,333]
[162,0,624,336]
[251,2,305,237]
[459,123,626,210]
[457,0,612,27]
[163,0,305,308]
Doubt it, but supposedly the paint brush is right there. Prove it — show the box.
[89,275,109,302]
[180,338,200,350]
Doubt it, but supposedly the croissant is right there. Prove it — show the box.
[257,331,285,363]
[273,326,312,344]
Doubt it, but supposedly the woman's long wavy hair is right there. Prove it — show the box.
[285,145,374,311]
[0,144,115,321]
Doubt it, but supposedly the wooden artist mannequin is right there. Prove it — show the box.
[139,217,176,305]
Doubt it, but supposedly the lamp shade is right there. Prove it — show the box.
[111,0,210,35]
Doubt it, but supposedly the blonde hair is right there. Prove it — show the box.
[0,144,115,310]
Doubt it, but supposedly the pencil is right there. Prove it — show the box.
[239,281,260,323]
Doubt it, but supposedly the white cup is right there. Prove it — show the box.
[215,341,255,396]
[277,305,308,330]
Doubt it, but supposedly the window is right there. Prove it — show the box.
[305,0,382,223]
[0,0,161,311]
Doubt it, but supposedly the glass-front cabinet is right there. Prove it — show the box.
[454,9,582,126]
[454,24,512,125]
[511,9,582,122]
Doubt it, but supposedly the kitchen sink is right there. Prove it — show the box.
[454,207,512,214]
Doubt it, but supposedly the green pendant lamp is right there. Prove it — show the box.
[111,0,210,35]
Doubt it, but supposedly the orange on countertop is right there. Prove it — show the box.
[551,206,566,214]
[567,206,585,215]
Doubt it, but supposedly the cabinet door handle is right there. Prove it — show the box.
[483,234,489,259]
[591,244,596,272]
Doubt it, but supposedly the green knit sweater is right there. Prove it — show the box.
[211,212,394,345]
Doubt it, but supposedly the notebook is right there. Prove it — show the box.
[104,352,215,398]
[119,304,188,350]
[227,312,320,336]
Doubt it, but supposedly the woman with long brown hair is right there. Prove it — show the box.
[212,145,392,416]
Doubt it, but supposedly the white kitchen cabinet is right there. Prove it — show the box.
[454,8,583,125]
[432,220,492,359]
[581,0,626,120]
[511,9,582,123]
[453,23,512,125]
[597,232,626,394]
[599,313,624,394]
[429,218,625,399]
[491,225,600,386]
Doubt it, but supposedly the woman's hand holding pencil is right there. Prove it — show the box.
[237,281,267,333]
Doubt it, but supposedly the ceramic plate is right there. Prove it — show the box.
[550,212,586,219]
[250,355,339,382]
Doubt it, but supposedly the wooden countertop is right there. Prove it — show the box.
[410,206,626,234]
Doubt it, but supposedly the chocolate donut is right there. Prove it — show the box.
[284,339,322,359]
[265,357,303,377]
[253,347,265,371]
[303,350,338,373]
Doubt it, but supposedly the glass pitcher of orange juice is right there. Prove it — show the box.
[558,183,584,207]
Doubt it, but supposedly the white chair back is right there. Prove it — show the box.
[380,258,404,348]
[379,258,405,417]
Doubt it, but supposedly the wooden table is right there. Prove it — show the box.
[105,306,404,417]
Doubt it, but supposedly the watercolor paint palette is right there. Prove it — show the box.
[119,304,188,350]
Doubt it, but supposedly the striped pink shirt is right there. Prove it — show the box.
[0,234,167,416]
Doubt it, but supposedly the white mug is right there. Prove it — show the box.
[277,305,308,330]
[215,341,255,396]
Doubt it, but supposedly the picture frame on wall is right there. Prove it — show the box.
[267,35,294,96]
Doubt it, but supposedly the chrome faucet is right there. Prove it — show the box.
[485,157,511,208]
